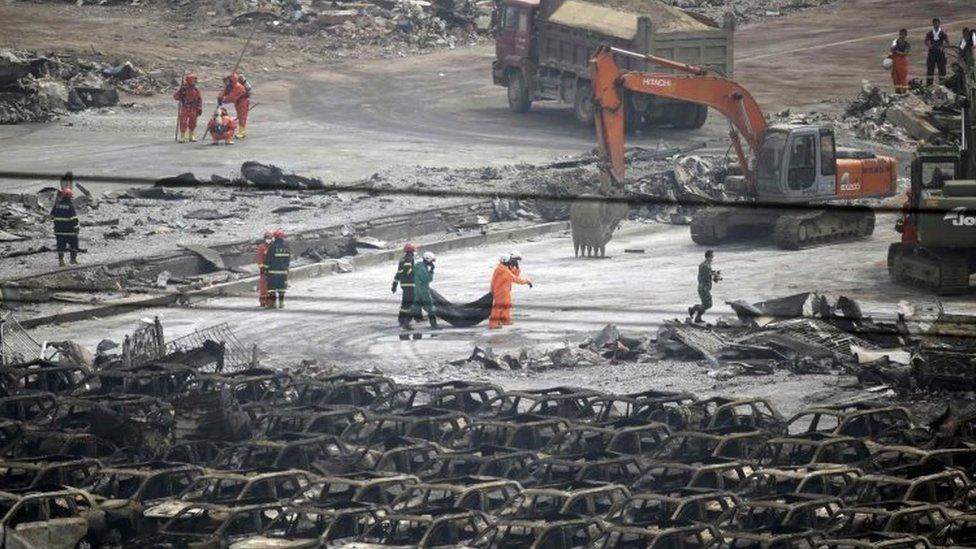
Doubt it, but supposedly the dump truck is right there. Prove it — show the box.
[492,0,733,130]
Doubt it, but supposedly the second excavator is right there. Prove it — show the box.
[588,46,898,250]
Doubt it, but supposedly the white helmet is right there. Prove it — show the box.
[499,254,511,263]
[423,251,436,262]
[510,250,522,260]
[882,57,893,70]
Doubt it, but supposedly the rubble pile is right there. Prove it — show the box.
[2,317,976,546]
[0,49,164,124]
[842,81,965,146]
[663,0,837,23]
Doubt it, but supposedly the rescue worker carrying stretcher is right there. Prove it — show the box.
[411,251,439,330]
[265,228,291,309]
[489,253,532,329]
[207,107,237,145]
[392,243,421,330]
[173,73,203,142]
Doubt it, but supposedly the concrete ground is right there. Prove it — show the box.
[32,218,976,417]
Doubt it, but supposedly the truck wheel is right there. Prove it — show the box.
[507,70,531,114]
[671,103,708,129]
[573,81,594,127]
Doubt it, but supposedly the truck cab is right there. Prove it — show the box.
[492,0,538,113]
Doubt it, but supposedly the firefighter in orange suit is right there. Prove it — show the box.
[489,254,532,329]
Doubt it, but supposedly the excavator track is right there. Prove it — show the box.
[888,243,971,295]
[689,208,731,246]
[772,206,875,250]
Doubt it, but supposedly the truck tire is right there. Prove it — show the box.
[507,70,531,114]
[573,81,595,127]
[671,103,708,129]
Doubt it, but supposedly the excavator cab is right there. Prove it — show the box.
[755,125,838,202]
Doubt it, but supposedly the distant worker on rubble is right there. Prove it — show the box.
[412,251,439,330]
[173,73,203,142]
[265,228,291,309]
[489,254,532,329]
[888,29,911,94]
[960,27,975,67]
[218,71,251,140]
[688,250,721,324]
[256,230,273,308]
[51,177,80,267]
[392,243,420,330]
[206,107,237,145]
[925,18,949,86]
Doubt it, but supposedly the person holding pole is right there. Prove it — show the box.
[173,73,203,142]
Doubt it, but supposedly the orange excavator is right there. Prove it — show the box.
[590,46,899,249]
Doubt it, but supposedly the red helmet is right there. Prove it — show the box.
[60,188,74,199]
[403,243,416,253]
[273,228,286,239]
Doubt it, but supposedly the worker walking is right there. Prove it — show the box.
[265,228,291,309]
[489,254,532,329]
[392,243,420,329]
[256,230,273,308]
[925,19,949,86]
[173,73,202,142]
[412,252,439,329]
[51,182,80,267]
[217,71,251,139]
[888,29,911,94]
[206,107,236,145]
[688,250,721,324]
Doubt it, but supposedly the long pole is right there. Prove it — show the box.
[174,96,182,142]
[232,17,260,74]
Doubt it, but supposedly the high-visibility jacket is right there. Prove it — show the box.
[51,197,79,236]
[265,239,291,291]
[394,255,415,288]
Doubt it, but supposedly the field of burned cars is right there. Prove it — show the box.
[0,320,975,548]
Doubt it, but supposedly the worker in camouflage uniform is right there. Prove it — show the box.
[392,243,421,329]
[688,250,720,324]
[411,251,439,329]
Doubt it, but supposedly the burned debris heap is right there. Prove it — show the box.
[1,314,976,546]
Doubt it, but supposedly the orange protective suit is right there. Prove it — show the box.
[256,241,270,307]
[489,263,529,329]
[218,72,250,129]
[207,112,237,144]
[890,51,909,94]
[173,74,203,135]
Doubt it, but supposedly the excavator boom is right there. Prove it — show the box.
[591,46,767,191]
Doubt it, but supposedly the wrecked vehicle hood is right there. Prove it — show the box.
[143,499,191,518]
[229,537,318,549]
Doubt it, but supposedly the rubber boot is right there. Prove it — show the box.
[429,315,440,330]
[238,125,247,139]
[694,312,704,324]
[687,306,695,320]
[178,131,187,144]
[69,252,78,265]
[226,137,235,145]
[58,253,65,267]
[188,130,197,142]
[278,293,285,309]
